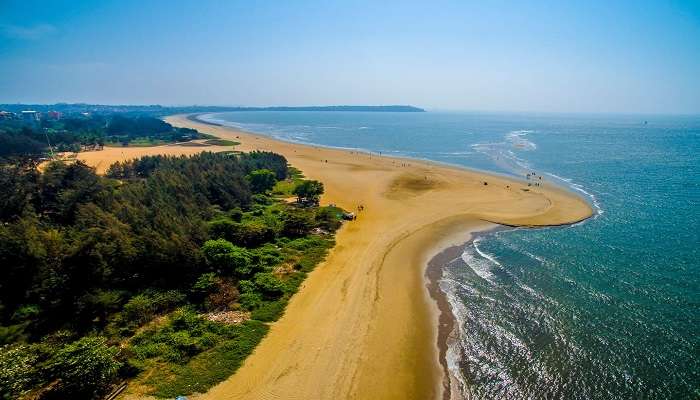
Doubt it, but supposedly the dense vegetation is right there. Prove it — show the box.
[0,115,205,158]
[0,151,341,399]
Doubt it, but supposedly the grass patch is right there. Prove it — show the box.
[271,179,298,197]
[272,166,306,197]
[147,321,268,397]
[105,138,170,147]
[204,139,240,146]
[127,308,269,398]
[250,299,288,322]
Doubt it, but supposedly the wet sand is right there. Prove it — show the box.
[78,114,592,400]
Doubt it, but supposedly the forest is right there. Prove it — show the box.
[0,114,205,158]
[0,151,340,399]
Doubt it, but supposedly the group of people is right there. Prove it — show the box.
[526,172,543,187]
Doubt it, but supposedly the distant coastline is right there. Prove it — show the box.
[218,105,426,112]
[0,103,425,114]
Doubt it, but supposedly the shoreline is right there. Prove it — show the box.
[426,244,462,400]
[193,113,597,218]
[422,220,501,400]
[77,113,593,399]
[424,224,510,400]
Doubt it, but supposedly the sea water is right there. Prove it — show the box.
[201,111,699,399]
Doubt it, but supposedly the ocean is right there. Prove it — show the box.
[201,111,699,399]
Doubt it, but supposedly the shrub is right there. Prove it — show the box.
[208,218,238,240]
[227,208,243,222]
[284,235,329,251]
[250,299,287,322]
[130,308,218,365]
[239,292,263,310]
[122,290,185,326]
[253,273,285,298]
[236,221,276,247]
[147,320,269,398]
[192,274,240,311]
[209,280,239,311]
[281,209,315,237]
[192,272,219,297]
[251,244,283,268]
[0,324,28,345]
[48,336,121,398]
[238,280,256,294]
[0,344,38,399]
[202,239,254,276]
[170,308,202,332]
[315,207,342,232]
[11,304,40,323]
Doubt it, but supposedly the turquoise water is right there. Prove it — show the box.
[202,111,699,399]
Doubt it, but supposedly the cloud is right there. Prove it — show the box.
[1,23,56,40]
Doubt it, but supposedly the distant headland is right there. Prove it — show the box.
[233,105,426,112]
[0,103,425,115]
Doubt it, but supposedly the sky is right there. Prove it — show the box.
[1,0,699,114]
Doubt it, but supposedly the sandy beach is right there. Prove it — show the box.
[77,114,593,399]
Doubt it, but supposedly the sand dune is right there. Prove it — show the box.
[80,114,592,400]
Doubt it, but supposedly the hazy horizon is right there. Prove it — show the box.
[1,0,699,114]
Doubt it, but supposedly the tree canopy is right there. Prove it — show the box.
[246,169,277,194]
[293,180,324,205]
[0,114,206,159]
[0,150,343,399]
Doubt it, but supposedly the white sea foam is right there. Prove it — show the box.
[470,129,603,222]
[521,248,547,264]
[508,129,534,136]
[506,130,537,151]
[473,237,502,267]
[461,240,497,282]
[438,273,473,399]
[471,138,533,175]
[431,150,476,156]
[545,172,604,219]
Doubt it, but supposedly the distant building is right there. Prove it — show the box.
[47,111,62,120]
[21,110,40,121]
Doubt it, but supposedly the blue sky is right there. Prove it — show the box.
[1,0,699,113]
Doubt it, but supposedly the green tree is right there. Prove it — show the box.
[292,180,324,205]
[281,209,315,237]
[208,218,275,247]
[246,169,277,194]
[202,239,254,276]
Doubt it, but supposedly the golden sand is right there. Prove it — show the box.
[79,115,592,400]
